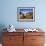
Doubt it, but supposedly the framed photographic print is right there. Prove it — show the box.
[17,7,35,22]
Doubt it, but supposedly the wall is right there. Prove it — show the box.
[0,0,46,29]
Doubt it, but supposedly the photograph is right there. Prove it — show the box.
[17,7,35,22]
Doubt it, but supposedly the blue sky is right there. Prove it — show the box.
[20,9,33,14]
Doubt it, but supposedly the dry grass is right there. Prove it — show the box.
[19,12,33,19]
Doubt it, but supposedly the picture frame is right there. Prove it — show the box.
[17,7,35,22]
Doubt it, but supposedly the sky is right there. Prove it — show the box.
[20,8,33,14]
